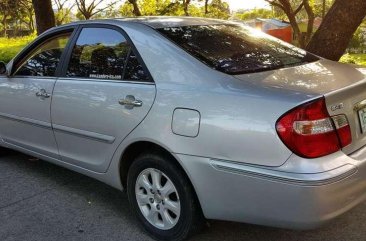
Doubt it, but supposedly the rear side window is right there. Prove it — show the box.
[124,51,149,81]
[14,33,71,77]
[66,27,149,81]
[158,24,319,75]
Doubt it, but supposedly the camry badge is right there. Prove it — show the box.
[331,103,344,111]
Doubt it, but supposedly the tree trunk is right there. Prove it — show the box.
[128,0,142,16]
[287,13,305,48]
[32,0,55,35]
[2,16,7,37]
[183,0,191,16]
[28,9,35,32]
[281,6,305,48]
[303,0,315,45]
[306,0,366,61]
[266,1,308,48]
[84,12,92,20]
[204,0,209,14]
[132,2,142,16]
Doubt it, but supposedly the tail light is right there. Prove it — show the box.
[276,98,352,158]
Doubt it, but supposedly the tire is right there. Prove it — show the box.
[127,152,204,241]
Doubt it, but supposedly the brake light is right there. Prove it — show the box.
[276,98,352,158]
[332,114,352,147]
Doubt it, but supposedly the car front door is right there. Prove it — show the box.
[0,30,73,159]
[51,26,156,172]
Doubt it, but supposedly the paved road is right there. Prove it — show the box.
[0,152,365,241]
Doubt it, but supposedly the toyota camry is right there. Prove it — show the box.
[0,17,366,241]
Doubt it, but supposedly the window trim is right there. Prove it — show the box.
[59,24,154,83]
[10,26,78,77]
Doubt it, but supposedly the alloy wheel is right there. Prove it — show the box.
[135,168,181,230]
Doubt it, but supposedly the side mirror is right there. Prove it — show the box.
[0,62,7,75]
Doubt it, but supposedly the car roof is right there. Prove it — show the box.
[61,16,231,29]
[114,16,229,28]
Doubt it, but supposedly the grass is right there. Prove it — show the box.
[340,53,366,66]
[0,35,35,63]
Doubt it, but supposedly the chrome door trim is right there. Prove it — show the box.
[57,77,155,85]
[5,76,57,80]
[0,112,52,129]
[52,124,116,144]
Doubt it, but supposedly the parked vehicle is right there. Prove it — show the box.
[1,17,366,241]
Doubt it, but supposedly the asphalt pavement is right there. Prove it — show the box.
[1,152,365,241]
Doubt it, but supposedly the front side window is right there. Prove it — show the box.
[67,27,149,81]
[158,24,319,75]
[14,33,71,76]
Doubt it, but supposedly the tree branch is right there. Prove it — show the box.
[90,1,117,17]
[294,2,304,15]
[265,0,285,11]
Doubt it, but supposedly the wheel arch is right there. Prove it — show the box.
[119,141,183,189]
[118,141,204,214]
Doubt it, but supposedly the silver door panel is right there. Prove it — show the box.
[0,76,59,158]
[51,78,156,173]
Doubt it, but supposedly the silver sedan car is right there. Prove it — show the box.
[1,17,366,241]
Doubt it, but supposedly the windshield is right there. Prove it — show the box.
[158,24,319,75]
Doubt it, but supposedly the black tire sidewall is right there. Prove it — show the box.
[127,153,198,241]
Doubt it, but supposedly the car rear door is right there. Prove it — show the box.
[51,25,156,173]
[0,29,74,159]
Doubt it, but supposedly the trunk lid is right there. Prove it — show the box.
[324,68,366,155]
[234,59,366,155]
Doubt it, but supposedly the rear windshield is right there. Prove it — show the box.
[158,24,319,75]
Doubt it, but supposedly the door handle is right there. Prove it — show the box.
[36,89,51,99]
[119,95,143,109]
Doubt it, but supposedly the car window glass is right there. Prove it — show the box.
[67,28,129,80]
[124,50,149,81]
[14,33,71,77]
[158,25,319,75]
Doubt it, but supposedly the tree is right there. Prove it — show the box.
[32,0,55,34]
[127,0,142,16]
[235,8,274,20]
[54,0,75,25]
[0,0,35,37]
[348,25,365,50]
[76,0,117,20]
[306,0,366,61]
[309,0,334,18]
[265,0,315,48]
[119,2,135,16]
[19,0,35,33]
[120,0,229,19]
[205,0,230,19]
[0,0,13,37]
[102,5,121,18]
[204,0,209,14]
[183,0,191,16]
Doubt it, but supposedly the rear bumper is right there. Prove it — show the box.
[175,151,366,229]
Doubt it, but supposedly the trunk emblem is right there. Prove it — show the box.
[331,103,344,111]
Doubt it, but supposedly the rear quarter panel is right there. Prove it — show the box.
[115,22,319,167]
